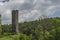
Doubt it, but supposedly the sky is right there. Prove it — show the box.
[0,0,60,24]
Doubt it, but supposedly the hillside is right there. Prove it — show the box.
[1,17,60,40]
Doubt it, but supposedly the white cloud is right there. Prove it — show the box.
[0,0,60,24]
[0,2,4,6]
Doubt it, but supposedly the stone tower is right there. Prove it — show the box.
[12,10,19,34]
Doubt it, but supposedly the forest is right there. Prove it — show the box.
[0,17,60,40]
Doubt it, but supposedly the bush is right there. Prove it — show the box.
[0,33,31,40]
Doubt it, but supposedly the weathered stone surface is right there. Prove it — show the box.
[12,10,19,34]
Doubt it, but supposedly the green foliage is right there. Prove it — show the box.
[0,33,31,40]
[1,17,60,40]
